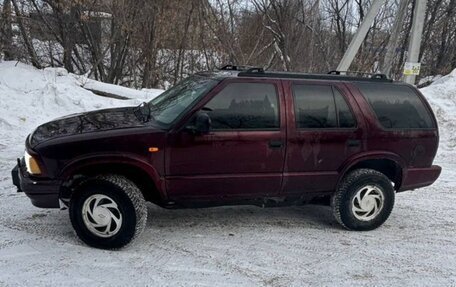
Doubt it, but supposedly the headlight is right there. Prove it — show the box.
[24,151,42,175]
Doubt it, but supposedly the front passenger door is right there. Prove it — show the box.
[166,80,286,201]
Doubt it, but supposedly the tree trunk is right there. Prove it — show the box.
[434,0,455,73]
[11,0,41,68]
[62,5,78,73]
[1,0,13,60]
[141,4,157,89]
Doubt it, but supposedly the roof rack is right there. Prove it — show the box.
[219,65,259,71]
[237,68,392,82]
[328,70,389,80]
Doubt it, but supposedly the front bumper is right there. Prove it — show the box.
[11,159,61,208]
[399,165,442,192]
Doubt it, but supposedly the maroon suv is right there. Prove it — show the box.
[12,66,441,249]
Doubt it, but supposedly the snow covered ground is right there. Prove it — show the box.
[0,62,455,286]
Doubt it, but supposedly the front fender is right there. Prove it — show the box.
[59,152,166,199]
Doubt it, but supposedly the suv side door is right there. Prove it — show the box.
[283,80,365,195]
[165,78,287,201]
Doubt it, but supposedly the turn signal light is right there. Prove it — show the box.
[24,151,42,175]
[148,147,160,153]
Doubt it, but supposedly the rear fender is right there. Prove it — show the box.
[337,151,406,189]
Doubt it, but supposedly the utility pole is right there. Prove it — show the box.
[381,0,409,77]
[308,0,320,72]
[337,0,386,72]
[404,0,427,84]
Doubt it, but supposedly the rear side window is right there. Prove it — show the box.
[356,83,434,129]
[205,82,279,130]
[292,84,356,129]
[334,88,357,128]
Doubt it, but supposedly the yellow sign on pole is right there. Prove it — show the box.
[403,62,421,76]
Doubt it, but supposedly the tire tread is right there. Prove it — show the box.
[331,168,395,231]
[69,174,147,249]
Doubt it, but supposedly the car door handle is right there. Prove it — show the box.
[269,140,283,149]
[347,139,361,147]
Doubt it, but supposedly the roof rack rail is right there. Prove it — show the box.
[371,73,388,80]
[219,65,261,71]
[328,70,389,80]
[238,70,393,82]
[244,67,264,74]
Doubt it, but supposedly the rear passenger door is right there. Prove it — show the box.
[283,81,365,195]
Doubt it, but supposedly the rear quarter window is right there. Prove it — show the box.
[355,83,435,129]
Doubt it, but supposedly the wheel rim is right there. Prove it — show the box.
[351,185,384,221]
[82,194,123,238]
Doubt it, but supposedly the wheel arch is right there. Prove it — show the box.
[338,152,406,191]
[59,156,166,204]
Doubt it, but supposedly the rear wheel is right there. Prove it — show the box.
[69,175,147,249]
[331,168,395,231]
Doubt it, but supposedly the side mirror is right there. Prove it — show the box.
[189,111,211,135]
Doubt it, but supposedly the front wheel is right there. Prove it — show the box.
[69,175,147,249]
[331,169,395,231]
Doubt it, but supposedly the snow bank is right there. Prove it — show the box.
[0,61,163,160]
[75,75,162,101]
[420,68,456,153]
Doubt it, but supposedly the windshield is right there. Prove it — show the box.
[148,76,219,127]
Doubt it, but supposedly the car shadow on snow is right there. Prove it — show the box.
[1,195,341,249]
[145,203,339,231]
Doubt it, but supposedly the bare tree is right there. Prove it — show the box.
[11,0,41,68]
[3,0,455,88]
[1,0,13,60]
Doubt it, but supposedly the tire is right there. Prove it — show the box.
[69,174,147,249]
[331,168,395,231]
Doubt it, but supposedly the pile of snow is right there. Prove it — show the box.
[420,69,456,151]
[0,61,163,161]
[75,75,162,101]
[420,68,456,183]
[418,74,442,86]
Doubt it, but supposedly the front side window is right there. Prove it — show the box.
[293,84,356,129]
[205,82,280,130]
[355,83,434,129]
[148,76,219,126]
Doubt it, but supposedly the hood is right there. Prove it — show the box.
[30,106,149,147]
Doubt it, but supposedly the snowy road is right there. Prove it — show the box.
[0,164,455,286]
[0,63,455,286]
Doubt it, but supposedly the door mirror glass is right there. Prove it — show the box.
[195,111,211,134]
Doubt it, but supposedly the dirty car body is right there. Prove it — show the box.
[12,66,441,248]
